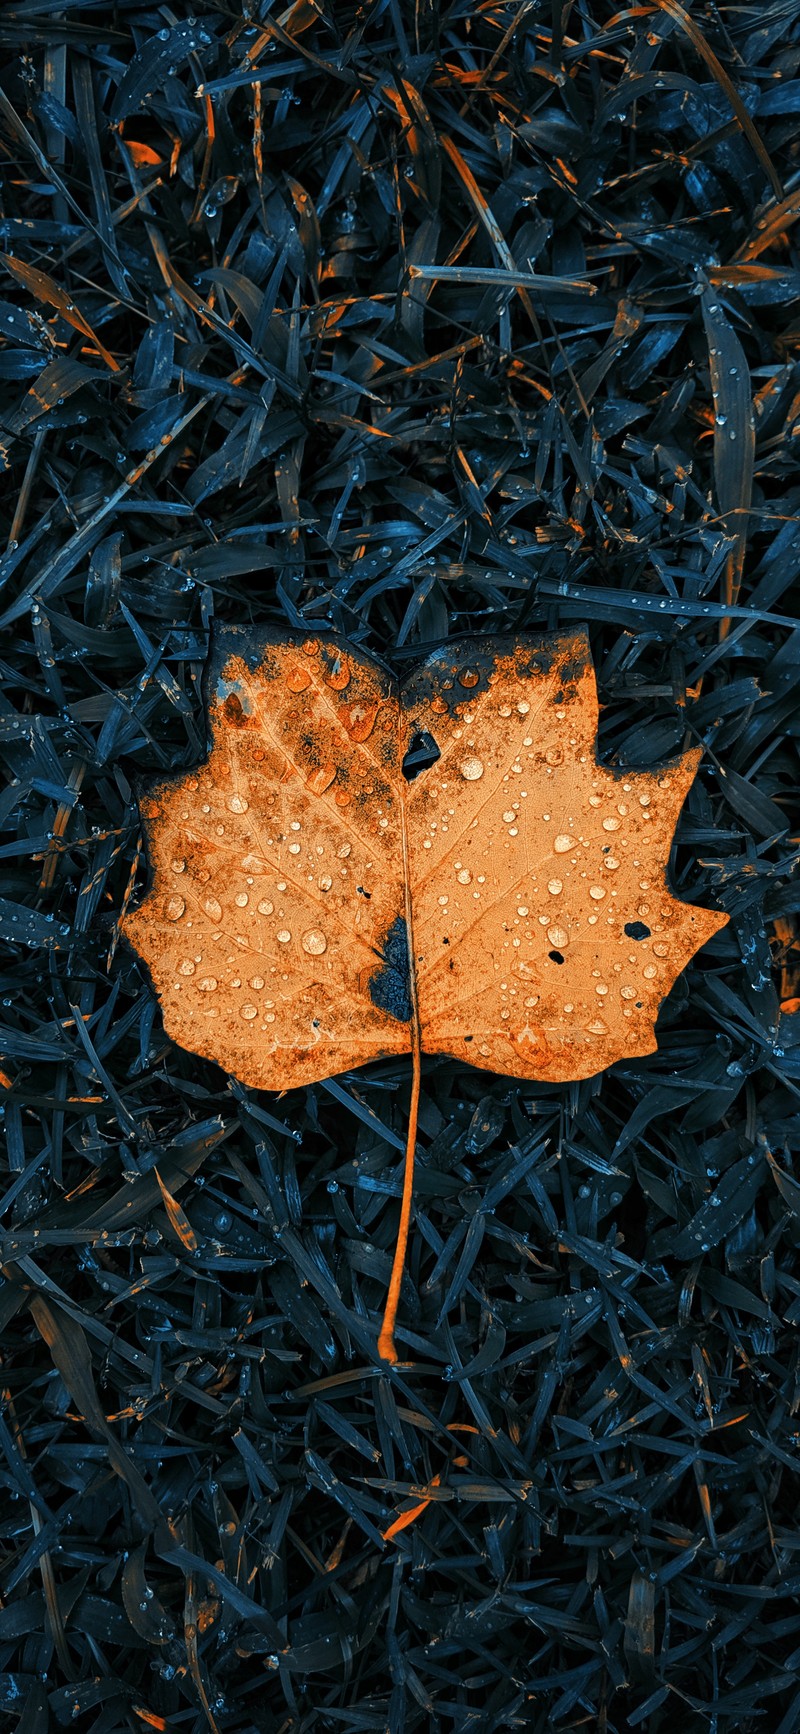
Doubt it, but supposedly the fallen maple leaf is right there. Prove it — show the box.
[122,626,727,1358]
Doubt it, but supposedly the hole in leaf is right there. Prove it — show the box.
[548,949,565,964]
[624,922,651,941]
[369,916,412,1022]
[402,730,441,780]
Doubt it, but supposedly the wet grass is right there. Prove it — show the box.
[1,2,800,1730]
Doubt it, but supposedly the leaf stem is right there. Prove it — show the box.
[377,1022,420,1364]
[378,759,420,1363]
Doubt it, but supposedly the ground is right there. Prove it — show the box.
[0,3,799,1731]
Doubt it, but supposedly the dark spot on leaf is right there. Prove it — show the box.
[549,950,565,964]
[368,916,412,1023]
[625,922,651,940]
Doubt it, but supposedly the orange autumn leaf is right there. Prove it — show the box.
[122,625,725,1087]
[122,626,727,1357]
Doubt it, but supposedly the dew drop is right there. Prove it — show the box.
[166,896,185,921]
[643,963,657,979]
[589,886,606,901]
[258,899,274,915]
[302,929,327,955]
[457,868,471,884]
[653,942,669,957]
[235,892,249,907]
[602,817,620,832]
[170,857,186,874]
[287,665,311,691]
[179,960,195,976]
[499,703,512,718]
[325,659,350,690]
[553,834,572,853]
[595,983,608,996]
[251,976,265,990]
[228,794,248,814]
[277,930,292,944]
[338,843,352,858]
[503,809,516,823]
[198,977,218,992]
[307,762,337,796]
[460,757,484,780]
[459,666,479,688]
[517,700,530,715]
[547,925,568,947]
[204,896,222,921]
[517,905,529,917]
[319,874,333,891]
[241,1004,258,1020]
[548,878,563,895]
[343,702,379,742]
